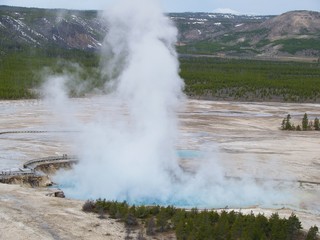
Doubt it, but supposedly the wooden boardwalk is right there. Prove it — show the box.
[0,155,79,180]
[23,155,78,169]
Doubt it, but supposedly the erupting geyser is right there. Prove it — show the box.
[49,0,295,208]
[57,0,186,203]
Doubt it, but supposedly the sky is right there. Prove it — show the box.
[0,0,319,15]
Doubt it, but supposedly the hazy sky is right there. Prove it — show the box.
[0,0,319,15]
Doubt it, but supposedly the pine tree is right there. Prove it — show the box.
[314,117,320,131]
[269,213,287,240]
[306,225,318,240]
[281,118,286,130]
[146,217,156,236]
[156,208,169,232]
[302,113,309,131]
[286,213,302,239]
[284,114,294,130]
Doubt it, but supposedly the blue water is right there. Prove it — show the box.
[54,149,213,207]
[176,149,203,159]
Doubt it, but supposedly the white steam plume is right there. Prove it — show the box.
[49,0,297,208]
[57,0,185,203]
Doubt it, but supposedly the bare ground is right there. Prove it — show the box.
[0,98,319,238]
[0,184,129,240]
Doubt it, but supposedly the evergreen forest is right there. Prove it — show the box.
[82,199,319,240]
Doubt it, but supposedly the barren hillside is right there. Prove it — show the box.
[0,6,319,58]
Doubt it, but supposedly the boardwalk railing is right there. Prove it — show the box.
[0,155,78,179]
[0,131,48,135]
[23,155,78,169]
[0,130,79,135]
[0,168,38,179]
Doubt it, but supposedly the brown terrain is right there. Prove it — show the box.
[261,11,320,41]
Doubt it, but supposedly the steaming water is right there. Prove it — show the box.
[49,96,296,208]
[44,0,299,208]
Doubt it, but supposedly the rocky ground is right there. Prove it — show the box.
[0,184,131,240]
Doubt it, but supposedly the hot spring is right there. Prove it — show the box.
[2,97,319,211]
[39,0,315,211]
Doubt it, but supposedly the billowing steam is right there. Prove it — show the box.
[46,0,295,208]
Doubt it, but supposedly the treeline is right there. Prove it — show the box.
[180,57,320,102]
[82,199,319,240]
[281,113,320,131]
[1,48,320,101]
[0,48,101,99]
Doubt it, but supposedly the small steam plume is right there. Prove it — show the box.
[47,0,297,208]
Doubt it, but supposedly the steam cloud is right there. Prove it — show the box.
[47,0,296,208]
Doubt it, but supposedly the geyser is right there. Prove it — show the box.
[57,0,185,203]
[49,0,296,208]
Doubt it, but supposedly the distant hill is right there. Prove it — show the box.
[0,6,319,59]
[0,6,106,52]
[171,11,320,59]
[261,11,320,40]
